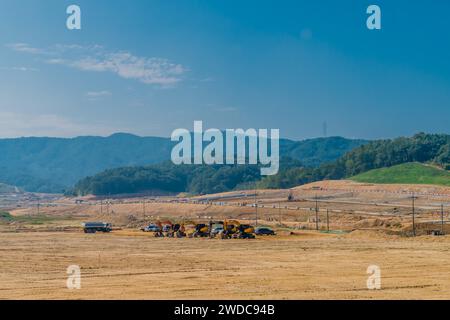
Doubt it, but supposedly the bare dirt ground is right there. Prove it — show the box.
[0,230,449,299]
[1,180,450,300]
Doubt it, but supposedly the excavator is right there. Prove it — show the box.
[154,220,164,237]
[190,223,210,238]
[153,220,187,238]
[150,219,254,239]
[221,219,255,239]
[189,220,224,238]
[166,223,186,238]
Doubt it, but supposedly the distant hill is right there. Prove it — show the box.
[280,136,367,167]
[259,133,450,189]
[71,162,263,196]
[0,133,174,193]
[72,133,450,196]
[0,134,366,193]
[351,162,450,187]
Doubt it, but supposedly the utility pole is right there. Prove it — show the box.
[143,199,146,220]
[279,202,282,226]
[411,193,417,237]
[37,201,40,216]
[326,209,330,232]
[441,204,445,234]
[254,186,258,226]
[315,195,319,231]
[100,200,103,215]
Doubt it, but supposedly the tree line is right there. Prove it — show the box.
[71,133,450,196]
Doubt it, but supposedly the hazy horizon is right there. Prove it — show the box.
[0,130,445,142]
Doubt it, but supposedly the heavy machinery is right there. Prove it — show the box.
[209,220,224,237]
[149,220,186,238]
[221,220,255,239]
[190,223,210,238]
[140,219,254,239]
[236,224,256,239]
[175,224,187,238]
[166,223,186,238]
[154,221,164,237]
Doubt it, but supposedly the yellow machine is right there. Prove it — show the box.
[190,223,210,237]
[223,219,240,234]
[222,219,255,239]
[166,223,186,238]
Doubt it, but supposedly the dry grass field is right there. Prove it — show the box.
[1,180,450,300]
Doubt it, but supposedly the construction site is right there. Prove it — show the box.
[1,180,450,299]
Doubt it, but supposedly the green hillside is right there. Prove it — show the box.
[0,134,366,193]
[259,133,450,189]
[73,133,450,195]
[351,162,450,186]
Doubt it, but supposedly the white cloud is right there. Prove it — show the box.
[199,77,215,82]
[0,66,39,72]
[215,106,238,112]
[85,90,112,101]
[7,43,188,87]
[86,90,112,97]
[6,43,48,55]
[0,112,117,138]
[69,53,186,86]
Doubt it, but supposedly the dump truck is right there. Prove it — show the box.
[83,222,112,234]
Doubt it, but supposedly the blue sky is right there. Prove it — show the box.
[0,0,449,140]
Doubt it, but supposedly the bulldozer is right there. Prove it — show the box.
[236,224,256,239]
[190,223,210,238]
[221,219,255,239]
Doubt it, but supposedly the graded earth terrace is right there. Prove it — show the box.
[1,180,449,299]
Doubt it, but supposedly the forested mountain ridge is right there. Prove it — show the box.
[72,133,450,196]
[0,134,366,193]
[259,133,450,189]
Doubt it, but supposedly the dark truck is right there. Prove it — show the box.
[83,222,112,233]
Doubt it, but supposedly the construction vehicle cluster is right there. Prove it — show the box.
[143,220,259,239]
[83,219,276,238]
